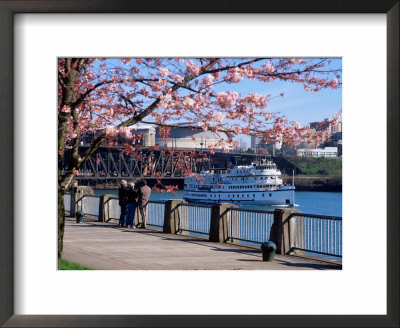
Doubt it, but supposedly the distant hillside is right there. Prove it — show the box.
[284,157,342,177]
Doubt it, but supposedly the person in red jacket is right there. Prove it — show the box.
[137,180,151,228]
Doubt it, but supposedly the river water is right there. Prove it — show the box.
[94,189,342,217]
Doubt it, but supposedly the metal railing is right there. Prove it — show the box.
[64,193,71,214]
[178,203,212,235]
[146,201,166,228]
[105,197,121,220]
[80,195,165,228]
[62,193,342,260]
[81,195,100,217]
[228,208,275,244]
[287,213,342,258]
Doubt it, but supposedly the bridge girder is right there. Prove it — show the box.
[62,146,258,183]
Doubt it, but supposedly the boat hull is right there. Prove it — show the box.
[183,188,295,206]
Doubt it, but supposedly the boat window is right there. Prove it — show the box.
[262,194,264,197]
[269,193,272,197]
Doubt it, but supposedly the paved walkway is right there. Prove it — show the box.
[63,217,342,270]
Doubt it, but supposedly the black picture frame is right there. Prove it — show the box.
[0,1,398,327]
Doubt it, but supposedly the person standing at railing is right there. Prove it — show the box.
[137,180,151,228]
[118,180,129,227]
[126,182,138,229]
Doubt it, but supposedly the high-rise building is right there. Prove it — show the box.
[250,135,263,149]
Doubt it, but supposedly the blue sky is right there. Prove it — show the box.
[211,58,342,146]
[212,59,342,127]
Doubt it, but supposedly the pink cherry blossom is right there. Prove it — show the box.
[172,74,184,83]
[202,75,215,87]
[186,60,201,76]
[264,113,271,121]
[61,105,71,113]
[216,91,239,108]
[289,58,302,65]
[183,96,195,109]
[105,125,117,136]
[120,58,132,65]
[226,67,244,83]
[263,62,276,74]
[158,68,169,77]
[214,112,226,122]
[119,127,132,139]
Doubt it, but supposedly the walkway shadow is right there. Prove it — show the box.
[272,258,342,270]
[208,247,261,257]
[236,259,262,262]
[68,223,122,229]
[275,255,342,270]
[285,254,342,267]
[236,258,341,269]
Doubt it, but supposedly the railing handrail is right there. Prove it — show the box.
[148,200,166,204]
[79,194,98,199]
[228,207,275,215]
[288,212,342,220]
[103,196,166,205]
[180,203,213,209]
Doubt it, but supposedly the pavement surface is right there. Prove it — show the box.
[63,217,342,270]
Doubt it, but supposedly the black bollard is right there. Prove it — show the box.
[260,241,277,262]
[75,211,85,224]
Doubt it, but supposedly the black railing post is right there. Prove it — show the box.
[270,209,284,254]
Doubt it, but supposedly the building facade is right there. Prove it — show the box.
[296,146,338,157]
[155,122,233,150]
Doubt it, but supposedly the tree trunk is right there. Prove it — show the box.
[57,184,66,269]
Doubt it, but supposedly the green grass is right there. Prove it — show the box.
[60,259,93,270]
[287,157,342,176]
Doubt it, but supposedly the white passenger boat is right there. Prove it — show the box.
[183,158,295,206]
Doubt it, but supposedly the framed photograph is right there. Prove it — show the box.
[1,1,398,327]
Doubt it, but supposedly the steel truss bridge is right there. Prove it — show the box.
[62,146,257,184]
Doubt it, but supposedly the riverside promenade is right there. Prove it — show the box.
[63,217,341,270]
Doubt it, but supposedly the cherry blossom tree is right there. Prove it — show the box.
[58,57,341,265]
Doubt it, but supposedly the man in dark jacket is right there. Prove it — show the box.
[118,180,129,227]
[137,180,151,228]
[126,181,138,228]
